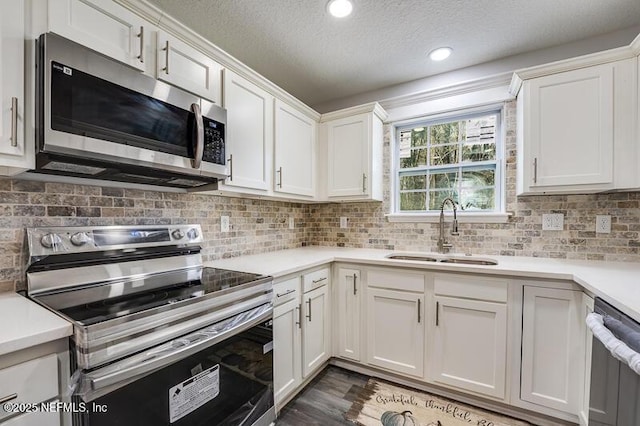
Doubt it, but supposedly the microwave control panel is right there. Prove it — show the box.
[202,118,225,165]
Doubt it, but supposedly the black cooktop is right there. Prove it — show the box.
[46,267,267,326]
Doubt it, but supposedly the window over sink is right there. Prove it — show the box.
[390,108,506,222]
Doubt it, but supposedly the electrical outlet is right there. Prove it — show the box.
[289,216,295,229]
[596,215,611,234]
[542,213,564,231]
[221,215,230,233]
[340,217,348,228]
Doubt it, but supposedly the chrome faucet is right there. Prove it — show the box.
[437,197,459,253]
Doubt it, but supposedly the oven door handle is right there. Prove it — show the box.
[84,303,272,393]
[586,312,640,375]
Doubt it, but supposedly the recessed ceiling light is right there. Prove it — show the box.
[429,47,452,61]
[327,0,353,18]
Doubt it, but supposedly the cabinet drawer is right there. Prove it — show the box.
[302,268,330,293]
[367,268,425,293]
[273,277,299,306]
[0,354,58,420]
[2,406,60,426]
[434,274,508,303]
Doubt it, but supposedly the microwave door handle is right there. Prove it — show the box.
[84,304,272,393]
[191,103,204,169]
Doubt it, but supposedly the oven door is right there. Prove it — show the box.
[73,304,274,426]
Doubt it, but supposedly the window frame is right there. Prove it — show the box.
[389,105,507,221]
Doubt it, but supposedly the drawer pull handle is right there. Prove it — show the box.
[0,393,17,405]
[276,289,296,298]
[227,154,233,181]
[533,157,538,184]
[435,301,439,326]
[296,304,301,328]
[136,26,144,63]
[306,298,312,321]
[418,298,421,323]
[353,273,357,295]
[10,97,18,147]
[312,277,327,284]
[163,40,170,74]
[276,167,283,188]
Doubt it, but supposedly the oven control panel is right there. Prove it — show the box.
[27,224,204,256]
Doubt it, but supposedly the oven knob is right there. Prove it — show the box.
[172,229,185,240]
[41,233,63,249]
[186,228,199,240]
[70,232,90,246]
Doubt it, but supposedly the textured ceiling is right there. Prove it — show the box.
[147,0,640,108]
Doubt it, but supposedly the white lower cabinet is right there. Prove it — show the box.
[335,268,361,361]
[272,267,330,408]
[428,274,508,399]
[520,286,584,415]
[365,269,425,377]
[1,407,59,426]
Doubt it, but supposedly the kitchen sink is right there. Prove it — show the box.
[385,253,498,266]
[385,254,438,262]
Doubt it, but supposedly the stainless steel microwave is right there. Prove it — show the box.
[35,33,228,189]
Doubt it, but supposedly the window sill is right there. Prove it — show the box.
[385,212,512,223]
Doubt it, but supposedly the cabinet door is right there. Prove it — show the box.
[523,64,614,190]
[521,286,584,415]
[431,296,507,399]
[2,407,60,426]
[221,70,273,192]
[49,0,147,72]
[274,100,316,197]
[156,31,223,104]
[326,114,369,197]
[301,285,329,378]
[366,288,424,377]
[0,0,27,171]
[336,268,361,361]
[273,297,302,406]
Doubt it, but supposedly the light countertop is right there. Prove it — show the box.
[207,246,640,323]
[0,292,73,357]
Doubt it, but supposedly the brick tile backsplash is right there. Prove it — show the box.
[2,100,640,293]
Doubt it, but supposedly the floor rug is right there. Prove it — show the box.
[345,379,531,426]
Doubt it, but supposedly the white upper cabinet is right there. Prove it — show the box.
[320,103,387,201]
[274,99,317,198]
[219,69,273,193]
[0,0,31,174]
[48,0,149,72]
[156,31,223,104]
[514,58,635,195]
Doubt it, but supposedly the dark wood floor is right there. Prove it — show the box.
[276,366,369,425]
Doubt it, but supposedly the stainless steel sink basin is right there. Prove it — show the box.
[439,257,498,266]
[385,254,438,262]
[385,253,498,266]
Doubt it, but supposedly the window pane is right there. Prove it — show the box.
[400,148,427,169]
[400,175,426,190]
[460,188,495,210]
[429,190,458,210]
[461,168,495,188]
[462,143,496,162]
[411,128,427,147]
[429,171,458,190]
[431,121,462,144]
[400,192,426,211]
[430,144,459,166]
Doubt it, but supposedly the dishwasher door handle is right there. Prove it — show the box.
[586,312,640,375]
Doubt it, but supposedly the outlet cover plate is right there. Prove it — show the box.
[289,216,295,229]
[340,217,348,228]
[596,215,611,234]
[542,213,564,231]
[221,215,230,233]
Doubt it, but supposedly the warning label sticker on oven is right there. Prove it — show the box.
[169,364,220,423]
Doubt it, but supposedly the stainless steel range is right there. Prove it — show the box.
[25,224,275,426]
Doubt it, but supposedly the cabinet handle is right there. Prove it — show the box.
[435,301,439,326]
[312,277,327,284]
[163,40,170,74]
[137,26,144,63]
[227,154,233,181]
[533,157,537,184]
[296,304,301,328]
[277,167,283,188]
[362,173,367,193]
[0,393,17,404]
[306,298,311,321]
[276,289,295,298]
[418,299,421,323]
[353,273,357,295]
[10,97,18,147]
